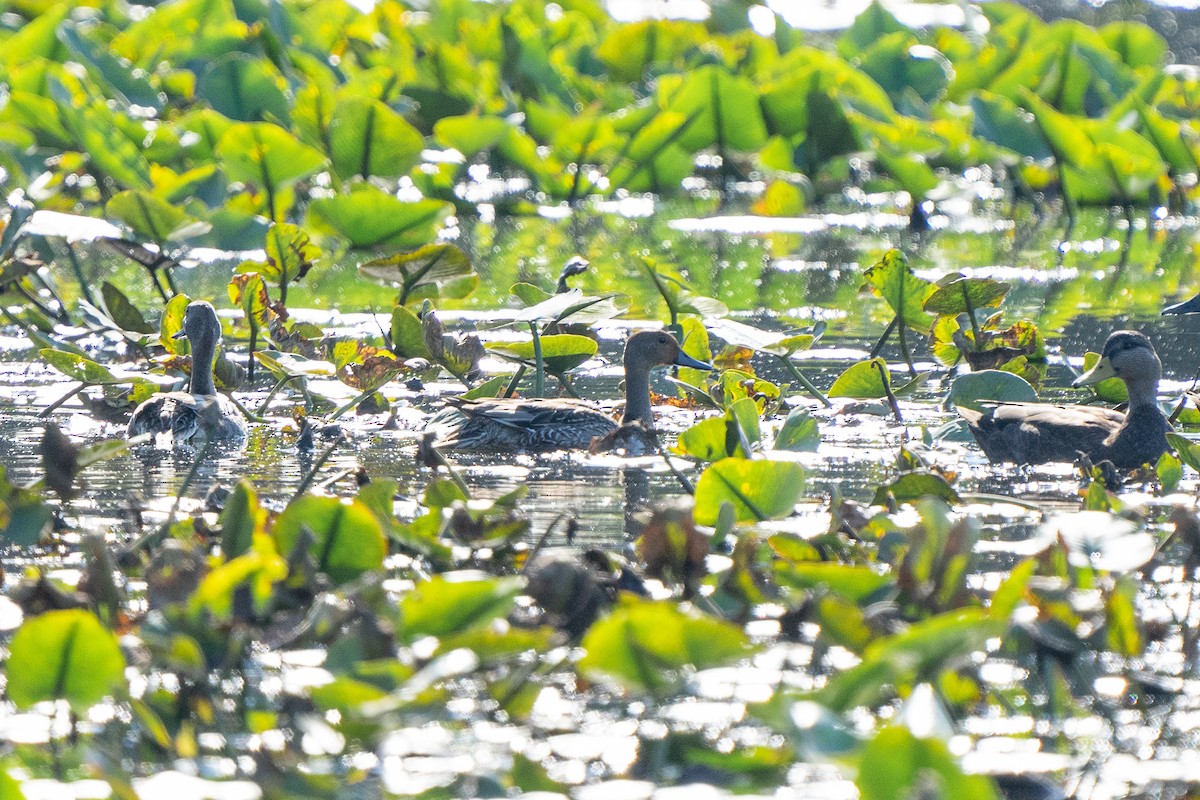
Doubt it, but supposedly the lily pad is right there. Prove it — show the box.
[945,369,1038,412]
[829,358,892,399]
[487,334,598,374]
[273,495,387,584]
[8,609,126,712]
[694,458,805,525]
[922,274,1010,315]
[579,596,754,695]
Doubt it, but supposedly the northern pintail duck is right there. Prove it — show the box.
[431,330,711,451]
[127,300,247,444]
[957,330,1169,469]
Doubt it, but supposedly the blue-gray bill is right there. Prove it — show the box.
[673,351,712,370]
[1162,293,1200,315]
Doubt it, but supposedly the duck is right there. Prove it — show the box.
[127,300,248,445]
[430,329,712,452]
[957,330,1170,469]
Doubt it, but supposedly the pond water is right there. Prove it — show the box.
[6,184,1200,798]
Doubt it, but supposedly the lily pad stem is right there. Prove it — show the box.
[869,316,898,359]
[776,355,832,408]
[529,321,544,398]
[871,359,903,422]
[962,283,981,352]
[330,388,374,422]
[64,243,99,309]
[258,375,299,416]
[292,435,344,501]
[39,384,84,417]
[223,391,266,423]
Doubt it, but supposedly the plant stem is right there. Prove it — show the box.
[65,244,99,309]
[872,359,902,422]
[869,315,898,359]
[776,355,832,408]
[529,321,544,398]
[39,384,84,417]
[258,375,299,416]
[292,435,344,500]
[330,388,374,421]
[962,283,981,351]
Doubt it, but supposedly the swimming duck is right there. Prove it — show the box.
[957,330,1170,469]
[431,330,712,451]
[127,300,248,444]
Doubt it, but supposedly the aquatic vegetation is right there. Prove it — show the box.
[4,0,1200,797]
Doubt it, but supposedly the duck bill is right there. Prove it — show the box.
[1073,355,1115,387]
[1163,293,1200,315]
[674,351,713,371]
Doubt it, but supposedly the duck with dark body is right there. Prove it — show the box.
[431,330,712,452]
[127,300,248,445]
[958,330,1170,469]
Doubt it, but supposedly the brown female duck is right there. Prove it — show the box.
[431,330,711,451]
[127,300,247,445]
[958,330,1170,469]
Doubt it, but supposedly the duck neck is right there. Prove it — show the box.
[189,334,218,396]
[1124,377,1159,413]
[621,361,654,428]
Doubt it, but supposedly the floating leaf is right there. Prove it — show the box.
[922,274,1010,315]
[707,318,814,358]
[774,408,820,452]
[829,358,892,399]
[694,458,804,525]
[871,472,961,506]
[198,53,289,123]
[579,597,754,695]
[945,369,1038,412]
[858,725,1000,800]
[7,609,126,712]
[360,241,477,303]
[216,122,327,195]
[487,335,598,374]
[329,94,424,180]
[1167,433,1200,473]
[862,249,936,332]
[774,563,893,604]
[398,574,522,643]
[101,281,155,334]
[273,495,387,584]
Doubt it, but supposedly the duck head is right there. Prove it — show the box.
[173,300,222,349]
[1073,330,1161,389]
[624,330,712,373]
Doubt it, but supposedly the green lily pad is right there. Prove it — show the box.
[313,189,452,250]
[922,274,1010,315]
[829,358,892,399]
[694,457,805,525]
[945,369,1038,412]
[8,609,126,712]
[487,334,598,374]
[579,597,754,695]
[273,495,387,584]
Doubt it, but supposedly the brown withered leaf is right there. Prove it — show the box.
[422,310,484,381]
[714,345,755,372]
[637,499,708,597]
[339,352,406,392]
[40,423,80,500]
